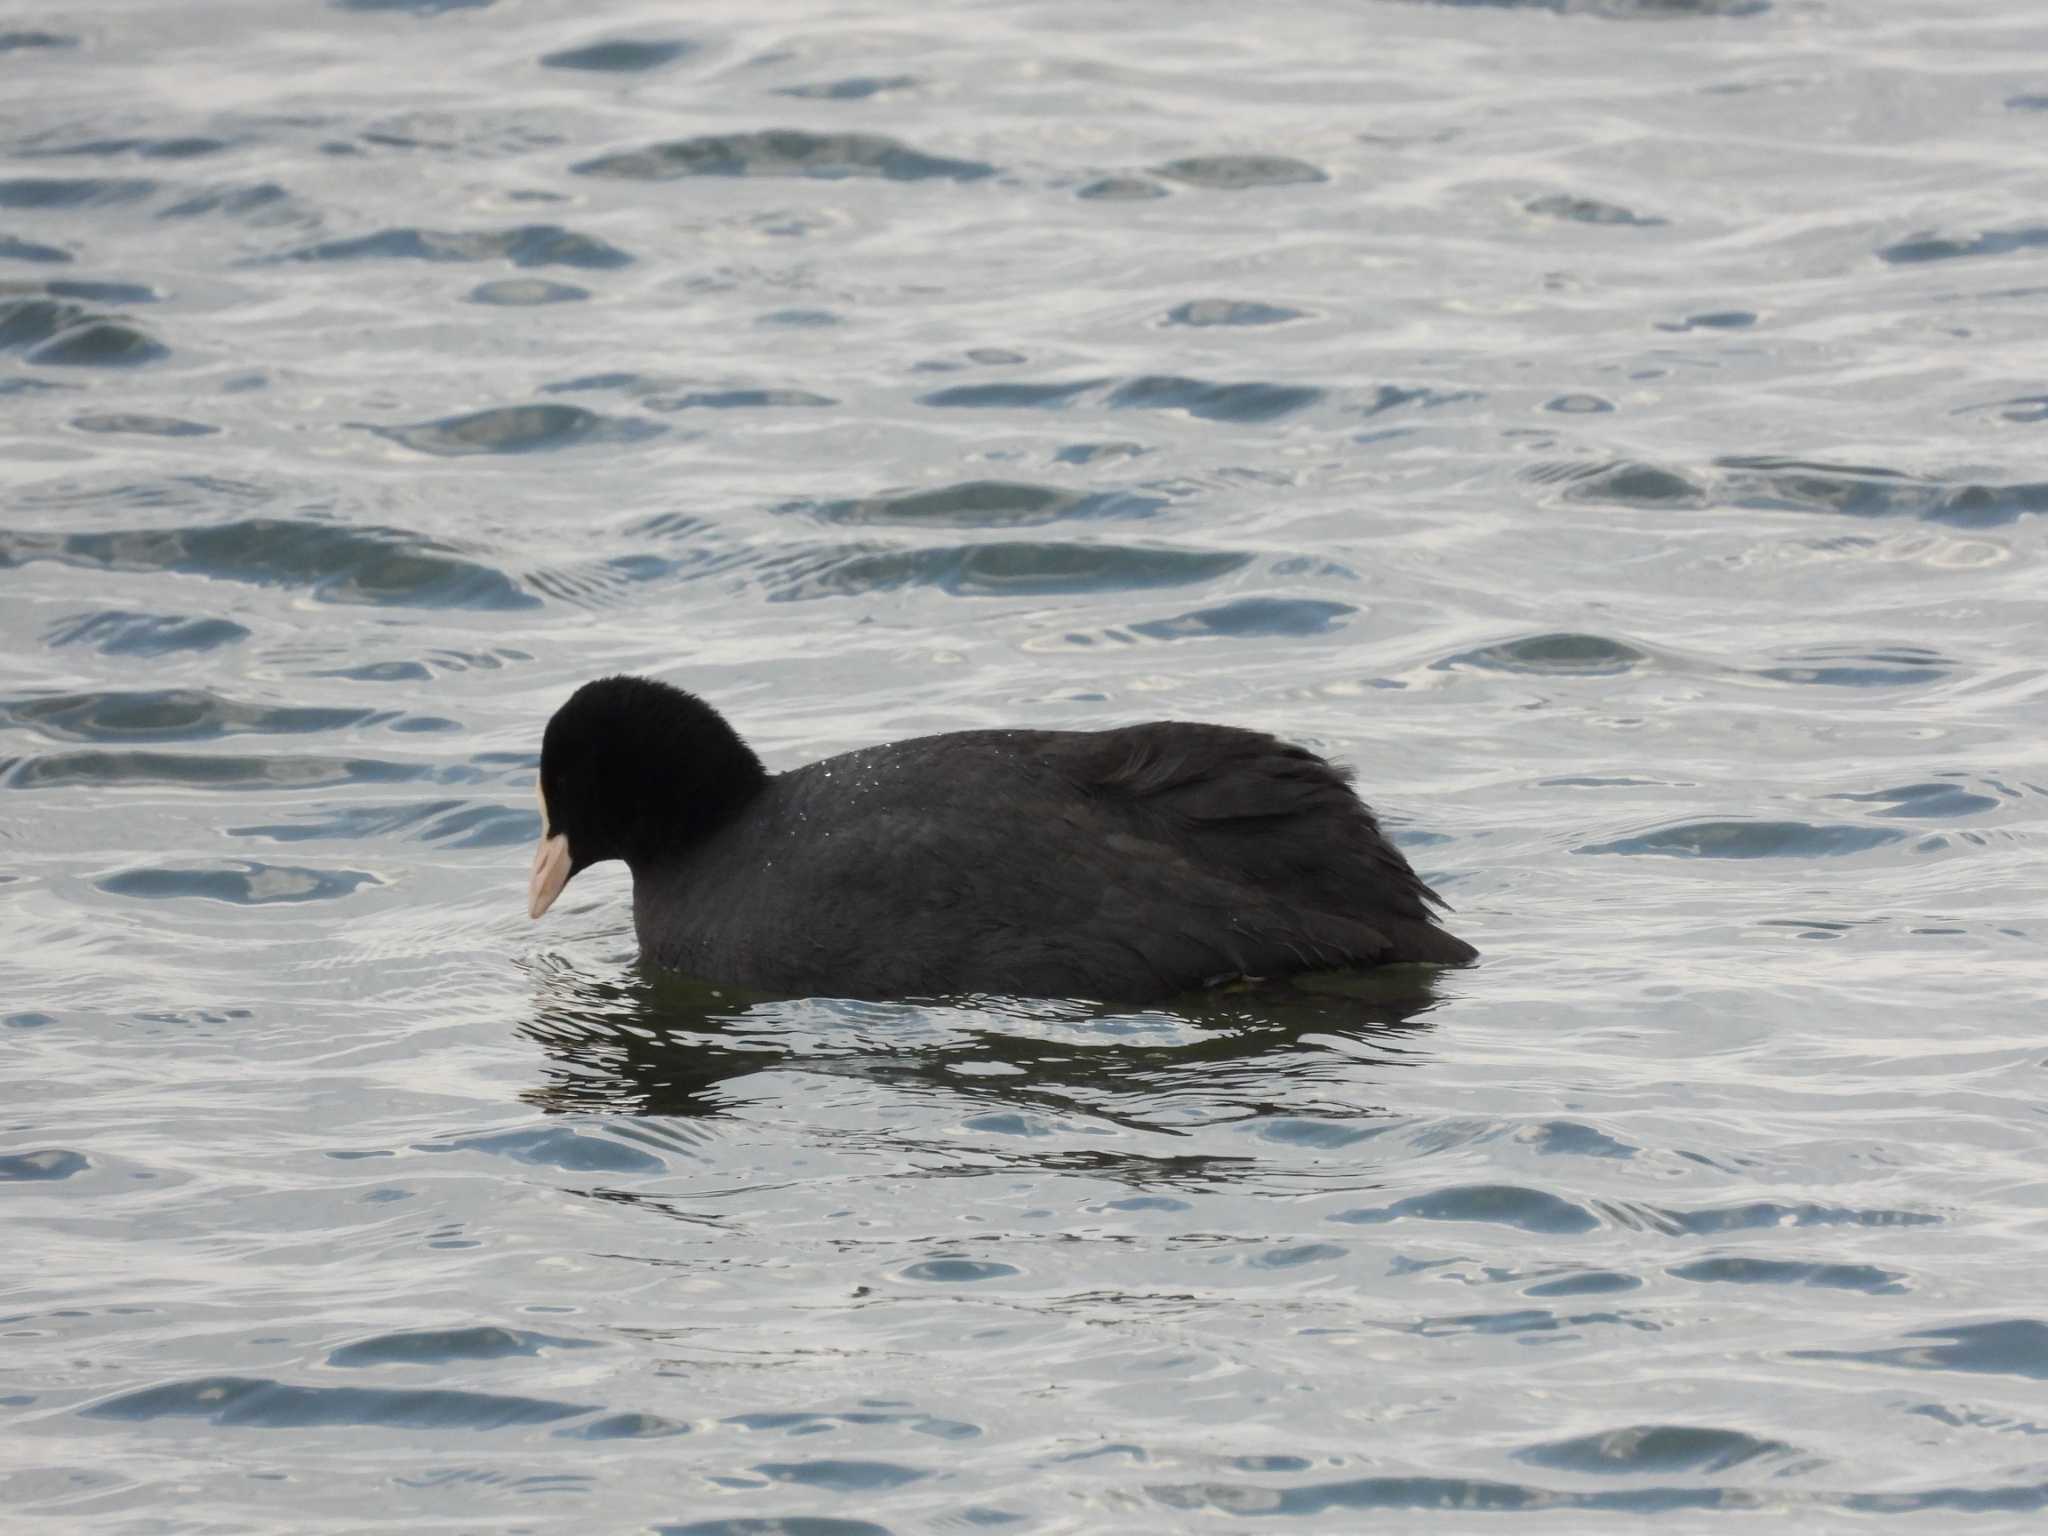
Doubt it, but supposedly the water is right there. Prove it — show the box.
[5,0,2047,1529]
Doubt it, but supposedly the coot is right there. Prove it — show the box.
[528,676,1475,1003]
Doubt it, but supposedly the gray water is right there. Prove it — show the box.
[5,0,2047,1530]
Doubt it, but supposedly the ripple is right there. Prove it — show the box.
[759,542,1252,601]
[1107,376,1323,423]
[540,37,694,71]
[0,688,373,743]
[1164,299,1307,327]
[1657,309,1756,332]
[657,1522,892,1536]
[1525,192,1665,227]
[1755,645,1952,688]
[560,1411,691,1440]
[1627,1200,1939,1236]
[1548,460,1708,508]
[1518,1424,1795,1475]
[645,388,836,412]
[365,403,664,456]
[1,296,166,366]
[1250,1243,1346,1269]
[467,278,588,305]
[281,224,633,269]
[1524,1270,1642,1297]
[1794,1320,2048,1381]
[229,799,536,849]
[918,377,1107,409]
[1331,1184,1600,1235]
[0,177,155,209]
[1152,155,1327,190]
[573,130,994,183]
[0,1148,90,1182]
[4,750,436,793]
[0,519,537,609]
[96,862,382,905]
[1438,632,1649,676]
[778,75,918,101]
[1078,175,1169,201]
[1576,821,1906,859]
[792,480,1166,529]
[429,1126,667,1174]
[0,31,77,51]
[1126,596,1357,641]
[329,1326,597,1368]
[1718,456,2048,528]
[1668,1256,1907,1293]
[83,1374,592,1430]
[756,1460,929,1492]
[0,234,71,262]
[44,611,250,657]
[1829,781,2001,819]
[901,1257,1021,1283]
[72,412,218,437]
[1879,227,2048,265]
[158,182,298,222]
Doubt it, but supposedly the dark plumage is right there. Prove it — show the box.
[529,676,1475,1004]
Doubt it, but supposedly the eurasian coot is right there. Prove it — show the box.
[528,675,1475,1003]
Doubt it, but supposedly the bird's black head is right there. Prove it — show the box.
[528,676,767,919]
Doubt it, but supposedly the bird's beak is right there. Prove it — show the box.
[528,780,571,920]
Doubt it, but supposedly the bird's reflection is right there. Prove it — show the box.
[517,952,1452,1134]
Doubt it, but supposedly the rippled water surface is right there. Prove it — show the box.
[6,0,2048,1529]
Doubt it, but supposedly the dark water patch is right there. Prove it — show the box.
[0,177,155,209]
[0,31,77,51]
[1797,1321,2048,1381]
[282,224,632,269]
[1128,596,1356,641]
[761,542,1251,601]
[1153,156,1326,190]
[3,296,166,366]
[539,371,662,395]
[1718,456,2048,528]
[0,688,371,743]
[0,1148,90,1182]
[919,377,1107,409]
[778,75,918,100]
[230,798,536,850]
[97,863,381,906]
[1107,376,1323,423]
[1545,393,1614,414]
[4,750,436,793]
[1879,227,2048,265]
[1525,1270,1642,1297]
[1526,1120,1636,1158]
[901,1257,1021,1283]
[70,412,217,437]
[365,403,662,456]
[1332,1185,1600,1235]
[1420,0,1765,15]
[758,307,840,327]
[1548,460,1708,508]
[0,519,537,609]
[1656,309,1756,332]
[1961,393,2048,424]
[20,135,234,161]
[1251,1243,1346,1270]
[1519,1424,1795,1475]
[84,1374,590,1429]
[44,611,250,657]
[0,234,72,263]
[574,130,994,182]
[1626,1200,1939,1236]
[646,388,836,412]
[431,1126,667,1174]
[330,1326,596,1368]
[157,182,295,221]
[560,1411,690,1439]
[1164,300,1305,327]
[42,277,161,303]
[1830,781,2000,819]
[1055,441,1148,465]
[1756,645,1951,687]
[658,1521,892,1536]
[1669,1257,1906,1294]
[1437,632,1649,676]
[468,278,588,305]
[794,481,1165,529]
[757,1460,929,1492]
[541,37,695,72]
[726,1408,978,1440]
[1578,820,1905,859]
[333,0,496,12]
[1078,175,1169,201]
[1526,192,1665,227]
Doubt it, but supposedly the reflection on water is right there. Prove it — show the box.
[519,954,1446,1130]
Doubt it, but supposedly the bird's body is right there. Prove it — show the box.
[530,678,1475,1004]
